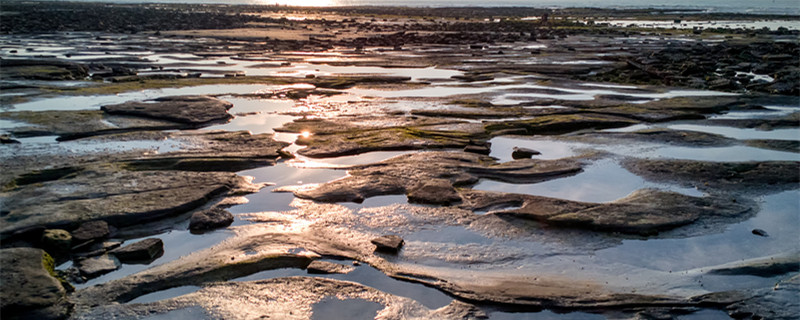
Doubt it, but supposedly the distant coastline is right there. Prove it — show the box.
[24,0,800,15]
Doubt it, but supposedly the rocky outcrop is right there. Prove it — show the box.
[71,221,111,243]
[291,151,583,203]
[371,235,405,253]
[189,208,234,232]
[623,159,800,193]
[460,188,753,235]
[101,96,234,126]
[0,59,88,81]
[1,167,256,239]
[110,238,164,263]
[0,248,72,320]
[76,254,121,278]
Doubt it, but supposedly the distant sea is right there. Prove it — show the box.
[55,0,800,15]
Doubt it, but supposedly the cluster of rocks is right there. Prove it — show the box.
[585,40,800,95]
[0,2,271,34]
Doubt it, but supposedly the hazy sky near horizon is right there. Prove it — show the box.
[54,0,800,15]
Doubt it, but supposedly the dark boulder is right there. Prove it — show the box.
[110,238,164,263]
[76,254,120,278]
[511,147,541,159]
[101,96,233,126]
[407,179,462,205]
[189,208,234,232]
[71,221,111,243]
[371,235,404,254]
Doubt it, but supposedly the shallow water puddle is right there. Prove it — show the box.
[710,105,799,120]
[204,97,297,134]
[311,297,383,320]
[1,135,187,158]
[139,306,210,320]
[128,286,203,304]
[409,225,493,246]
[597,190,799,290]
[233,260,453,309]
[668,124,800,141]
[70,229,233,290]
[474,159,703,203]
[487,136,582,162]
[9,84,314,112]
[605,122,800,141]
[340,195,410,210]
[231,162,347,216]
[489,310,604,320]
[293,150,417,167]
[645,145,800,162]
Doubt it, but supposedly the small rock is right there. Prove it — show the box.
[306,260,355,274]
[110,238,164,263]
[407,179,462,205]
[40,229,72,253]
[463,145,491,155]
[189,208,234,232]
[1,134,20,144]
[76,254,120,278]
[73,241,122,258]
[71,220,110,242]
[752,229,769,237]
[56,267,85,285]
[371,235,404,253]
[511,147,541,159]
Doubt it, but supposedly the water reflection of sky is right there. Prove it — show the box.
[598,190,799,272]
[474,159,703,203]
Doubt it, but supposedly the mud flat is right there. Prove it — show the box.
[1,2,799,320]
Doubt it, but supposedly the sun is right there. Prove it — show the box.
[262,0,337,6]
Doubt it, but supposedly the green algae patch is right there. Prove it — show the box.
[744,139,800,153]
[40,75,412,97]
[485,113,639,136]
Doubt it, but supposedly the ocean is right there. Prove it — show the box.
[53,0,800,15]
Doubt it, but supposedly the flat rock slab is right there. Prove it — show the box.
[189,208,234,232]
[101,95,233,125]
[0,58,88,80]
[461,188,753,235]
[0,110,187,141]
[706,252,800,277]
[72,277,477,320]
[623,159,800,193]
[371,235,404,253]
[484,113,639,135]
[0,248,71,320]
[306,260,355,274]
[407,179,462,205]
[277,117,484,158]
[77,254,120,278]
[293,151,582,203]
[1,166,251,239]
[111,238,164,263]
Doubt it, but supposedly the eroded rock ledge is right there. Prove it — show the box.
[460,189,753,235]
[289,151,583,204]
